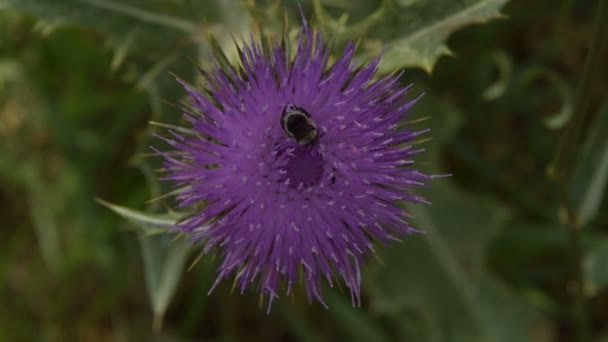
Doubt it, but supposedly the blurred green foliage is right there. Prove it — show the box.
[1,0,607,341]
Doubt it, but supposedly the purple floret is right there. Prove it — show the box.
[155,19,430,312]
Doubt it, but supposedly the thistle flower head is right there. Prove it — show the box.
[156,18,430,311]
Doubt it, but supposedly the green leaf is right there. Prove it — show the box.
[365,95,543,341]
[97,199,192,327]
[326,292,391,342]
[277,301,327,342]
[313,0,508,73]
[98,198,194,329]
[0,0,200,48]
[138,233,191,330]
[548,0,608,183]
[97,199,184,235]
[569,101,608,226]
[0,0,249,86]
[366,182,543,341]
[583,237,608,297]
[25,165,63,271]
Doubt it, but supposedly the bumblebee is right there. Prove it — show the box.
[281,105,318,145]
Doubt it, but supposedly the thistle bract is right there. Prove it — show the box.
[155,19,431,311]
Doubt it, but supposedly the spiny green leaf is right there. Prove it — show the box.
[0,0,204,48]
[313,0,508,73]
[0,0,248,88]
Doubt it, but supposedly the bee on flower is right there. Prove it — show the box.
[154,15,431,312]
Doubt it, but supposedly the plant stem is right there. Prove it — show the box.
[560,189,588,342]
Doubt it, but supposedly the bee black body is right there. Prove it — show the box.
[281,105,318,145]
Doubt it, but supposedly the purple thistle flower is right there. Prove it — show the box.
[155,18,431,311]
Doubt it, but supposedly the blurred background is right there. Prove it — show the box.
[1,0,607,341]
